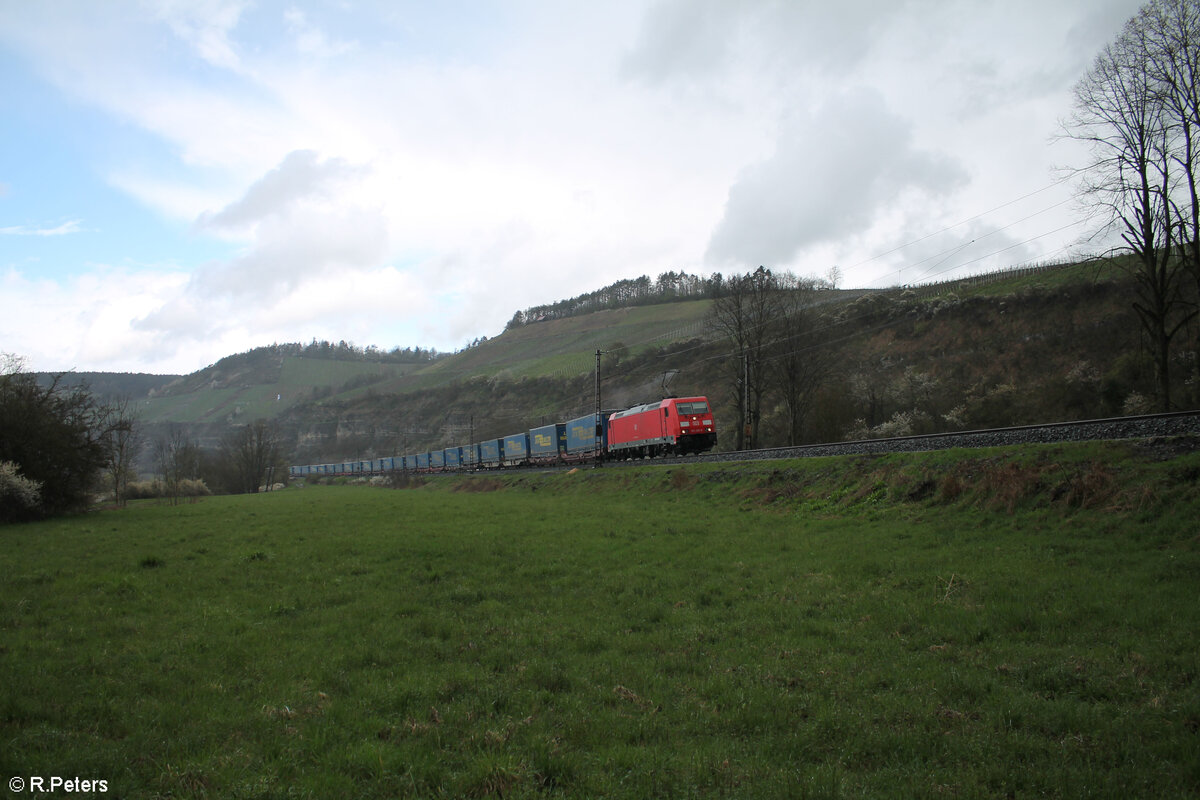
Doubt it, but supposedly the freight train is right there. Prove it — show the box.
[289,396,716,478]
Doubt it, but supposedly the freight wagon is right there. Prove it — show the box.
[291,396,717,477]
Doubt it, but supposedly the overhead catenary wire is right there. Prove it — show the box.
[894,196,1077,283]
[853,175,1076,285]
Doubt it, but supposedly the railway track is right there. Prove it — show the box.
[306,412,1200,480]
[611,410,1200,469]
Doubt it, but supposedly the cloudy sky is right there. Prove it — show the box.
[1,0,1143,375]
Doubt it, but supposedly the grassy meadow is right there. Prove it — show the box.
[2,441,1198,798]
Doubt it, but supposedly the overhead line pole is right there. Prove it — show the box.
[595,349,604,466]
[744,351,752,450]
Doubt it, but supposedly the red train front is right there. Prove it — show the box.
[606,396,717,458]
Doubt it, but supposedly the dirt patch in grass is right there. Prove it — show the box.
[387,474,428,489]
[1049,462,1117,509]
[976,460,1047,512]
[727,448,1169,516]
[1132,434,1200,461]
[452,477,507,493]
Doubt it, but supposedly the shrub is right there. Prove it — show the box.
[124,479,211,500]
[0,460,43,523]
[179,479,213,498]
[0,368,107,517]
[126,480,166,500]
[1122,392,1157,415]
[845,410,930,440]
[874,410,917,438]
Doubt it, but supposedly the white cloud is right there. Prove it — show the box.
[706,89,969,269]
[283,7,357,59]
[0,0,1149,372]
[148,0,248,72]
[621,0,910,86]
[1,264,192,372]
[196,149,368,234]
[106,172,232,224]
[0,220,84,236]
[130,150,392,350]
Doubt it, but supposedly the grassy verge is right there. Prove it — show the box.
[2,440,1198,798]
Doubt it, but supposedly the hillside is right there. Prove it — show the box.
[281,257,1198,464]
[118,301,718,431]
[34,371,180,401]
[51,256,1199,469]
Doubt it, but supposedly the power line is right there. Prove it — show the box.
[890,196,1076,284]
[850,175,1074,280]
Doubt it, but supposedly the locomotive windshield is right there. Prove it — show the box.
[675,401,709,415]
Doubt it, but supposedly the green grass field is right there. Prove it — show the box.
[2,441,1198,798]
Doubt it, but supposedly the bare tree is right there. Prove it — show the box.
[155,425,200,505]
[221,419,282,494]
[768,280,837,445]
[1144,0,1200,396]
[708,266,787,449]
[1064,3,1199,410]
[826,264,843,290]
[100,396,140,508]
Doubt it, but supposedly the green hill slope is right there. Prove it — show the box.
[71,255,1198,469]
[134,300,717,425]
[281,257,1199,463]
[402,301,713,387]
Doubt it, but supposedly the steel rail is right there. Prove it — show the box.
[608,410,1200,469]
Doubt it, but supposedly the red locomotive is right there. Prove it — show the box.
[291,395,719,476]
[606,396,717,458]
